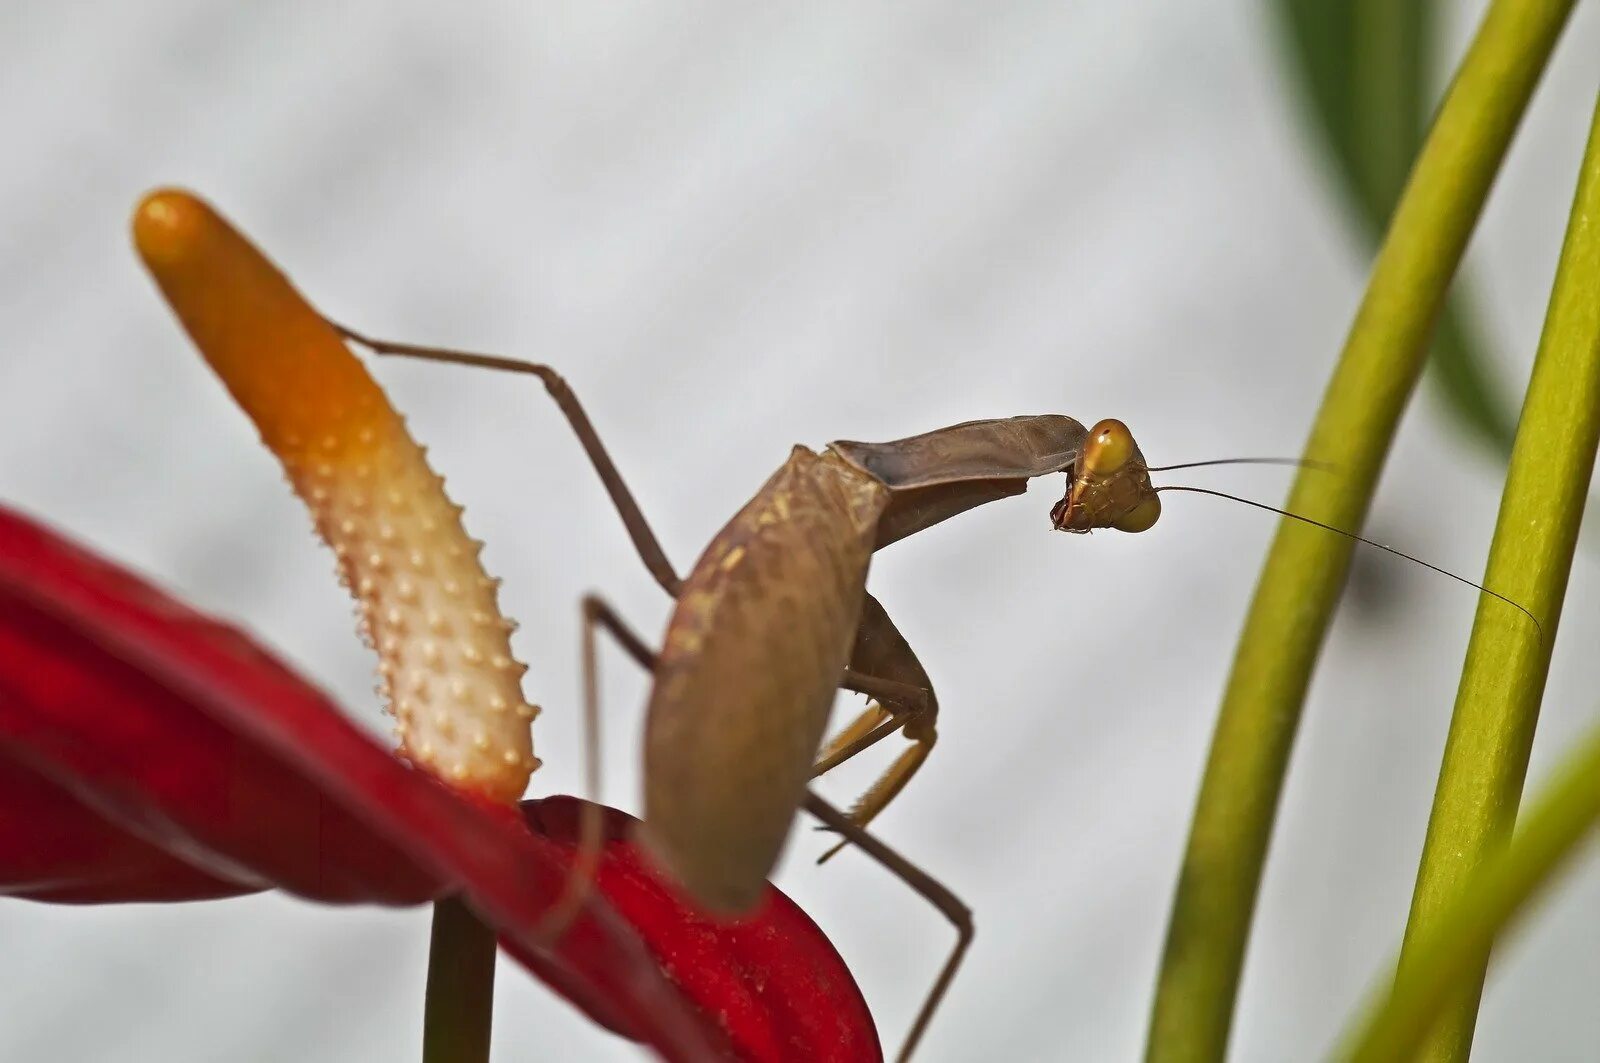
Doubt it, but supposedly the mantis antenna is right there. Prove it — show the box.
[1156,483,1543,642]
[1145,457,1336,473]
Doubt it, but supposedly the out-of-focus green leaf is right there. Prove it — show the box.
[1278,0,1427,221]
[1274,0,1519,454]
[1429,299,1517,454]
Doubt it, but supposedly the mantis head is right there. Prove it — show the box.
[1050,418,1161,534]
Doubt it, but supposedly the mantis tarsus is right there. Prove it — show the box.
[337,325,1536,1063]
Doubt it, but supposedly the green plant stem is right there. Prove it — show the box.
[1343,717,1600,1063]
[1394,87,1600,1063]
[1143,3,1575,1061]
[423,896,498,1063]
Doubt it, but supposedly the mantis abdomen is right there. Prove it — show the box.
[639,447,888,912]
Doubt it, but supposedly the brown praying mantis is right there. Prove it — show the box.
[334,325,1537,1063]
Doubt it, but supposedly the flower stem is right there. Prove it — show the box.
[423,896,498,1063]
[1393,85,1600,1063]
[1143,2,1575,1060]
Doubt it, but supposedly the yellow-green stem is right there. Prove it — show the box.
[1343,716,1600,1063]
[423,896,498,1063]
[1395,86,1600,1063]
[1144,3,1575,1060]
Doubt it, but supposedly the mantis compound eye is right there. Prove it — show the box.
[1113,494,1161,533]
[1083,418,1137,476]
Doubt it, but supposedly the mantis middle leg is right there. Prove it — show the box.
[816,594,940,857]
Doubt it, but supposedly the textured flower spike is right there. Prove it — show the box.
[133,190,539,803]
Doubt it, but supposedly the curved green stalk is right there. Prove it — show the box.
[1342,717,1600,1063]
[1143,3,1576,1060]
[423,897,498,1063]
[1395,87,1600,1063]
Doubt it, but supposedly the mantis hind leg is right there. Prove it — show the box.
[334,323,683,596]
[531,593,658,944]
[804,791,972,1063]
[814,594,940,858]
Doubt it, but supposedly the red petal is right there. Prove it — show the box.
[0,751,245,903]
[514,798,880,1063]
[0,506,879,1061]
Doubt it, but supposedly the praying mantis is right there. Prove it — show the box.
[334,326,1536,1063]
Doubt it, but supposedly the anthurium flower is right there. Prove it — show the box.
[0,187,882,1062]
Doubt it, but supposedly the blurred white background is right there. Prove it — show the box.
[4,2,1600,1060]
